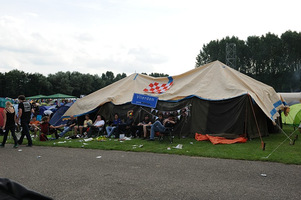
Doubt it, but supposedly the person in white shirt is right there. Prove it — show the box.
[87,115,105,138]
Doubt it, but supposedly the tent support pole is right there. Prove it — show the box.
[244,100,248,138]
[248,95,265,150]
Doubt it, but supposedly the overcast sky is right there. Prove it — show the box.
[0,0,300,77]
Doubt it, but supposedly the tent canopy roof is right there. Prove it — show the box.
[64,61,282,120]
[44,93,76,99]
[26,94,48,99]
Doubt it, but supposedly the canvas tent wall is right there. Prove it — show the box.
[64,61,283,138]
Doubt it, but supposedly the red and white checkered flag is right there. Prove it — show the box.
[143,77,173,94]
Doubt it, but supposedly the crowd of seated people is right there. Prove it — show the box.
[25,105,177,142]
[102,110,176,141]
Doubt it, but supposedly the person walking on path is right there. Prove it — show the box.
[0,101,18,148]
[17,95,33,147]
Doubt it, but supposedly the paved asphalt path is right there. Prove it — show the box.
[0,144,300,200]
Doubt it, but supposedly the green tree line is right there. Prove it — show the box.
[0,70,127,98]
[195,30,301,92]
[0,70,169,98]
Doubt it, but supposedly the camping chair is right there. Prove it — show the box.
[40,122,59,140]
[119,124,135,137]
[95,126,105,137]
[158,126,174,143]
[87,126,105,138]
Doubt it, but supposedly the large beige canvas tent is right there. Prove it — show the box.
[65,61,283,138]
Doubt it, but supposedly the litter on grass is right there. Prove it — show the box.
[96,136,106,141]
[173,144,183,149]
[84,138,93,142]
[124,137,131,140]
[119,137,131,141]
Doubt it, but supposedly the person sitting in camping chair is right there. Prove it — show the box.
[58,115,78,137]
[137,114,153,139]
[115,110,135,138]
[106,113,122,138]
[40,116,60,140]
[74,114,92,137]
[29,116,40,139]
[148,113,176,141]
[87,115,105,138]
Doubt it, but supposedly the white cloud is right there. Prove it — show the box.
[0,0,300,77]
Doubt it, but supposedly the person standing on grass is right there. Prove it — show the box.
[0,101,18,148]
[17,95,34,147]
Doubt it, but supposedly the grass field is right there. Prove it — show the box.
[1,125,300,165]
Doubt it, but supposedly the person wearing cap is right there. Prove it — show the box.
[17,95,34,147]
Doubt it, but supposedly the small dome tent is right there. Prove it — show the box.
[282,103,301,127]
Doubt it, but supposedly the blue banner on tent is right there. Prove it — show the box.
[131,93,158,108]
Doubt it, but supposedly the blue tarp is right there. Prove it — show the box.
[39,105,57,116]
[49,102,73,126]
